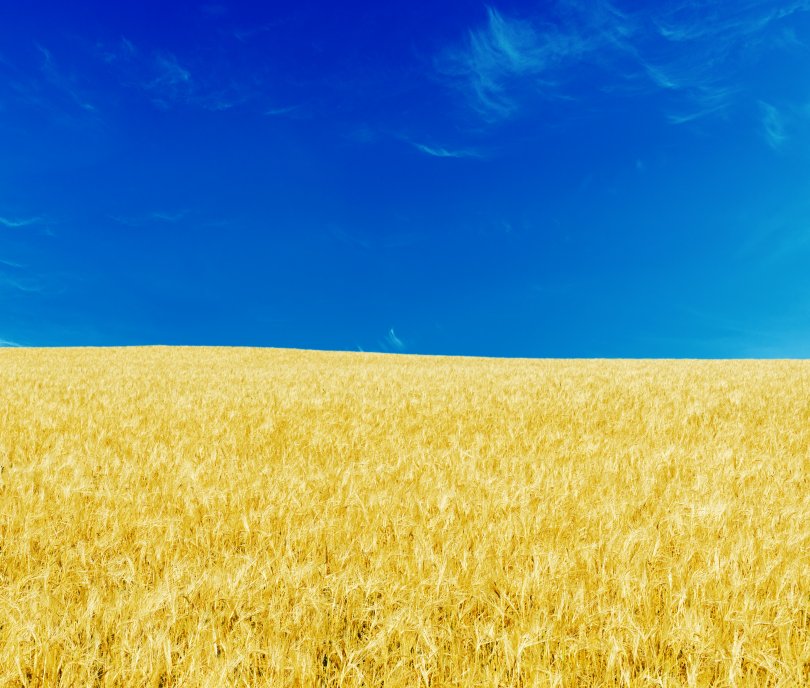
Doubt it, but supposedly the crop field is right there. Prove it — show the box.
[0,347,808,686]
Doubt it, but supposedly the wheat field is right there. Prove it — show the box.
[0,347,808,686]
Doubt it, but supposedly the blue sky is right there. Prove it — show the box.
[2,0,810,356]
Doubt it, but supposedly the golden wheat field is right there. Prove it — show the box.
[1,347,809,687]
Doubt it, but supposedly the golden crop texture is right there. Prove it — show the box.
[0,347,809,687]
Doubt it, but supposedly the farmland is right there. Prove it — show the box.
[0,347,808,686]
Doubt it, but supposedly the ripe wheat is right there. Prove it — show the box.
[0,347,808,686]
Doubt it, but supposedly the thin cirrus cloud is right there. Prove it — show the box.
[412,142,483,159]
[148,210,190,223]
[759,101,787,148]
[265,104,302,117]
[437,1,810,128]
[384,328,406,352]
[148,53,192,93]
[0,216,41,228]
[742,194,810,266]
[0,338,23,347]
[100,38,259,112]
[0,272,44,293]
[436,3,634,121]
[636,1,791,127]
[109,210,190,226]
[436,7,592,120]
[652,0,810,45]
[36,43,96,113]
[3,44,97,121]
[665,85,739,124]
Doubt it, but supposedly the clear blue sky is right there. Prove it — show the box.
[2,0,809,356]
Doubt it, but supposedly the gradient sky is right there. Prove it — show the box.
[2,0,810,356]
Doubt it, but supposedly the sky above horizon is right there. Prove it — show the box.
[2,0,810,357]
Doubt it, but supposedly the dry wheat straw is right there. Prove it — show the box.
[0,347,808,686]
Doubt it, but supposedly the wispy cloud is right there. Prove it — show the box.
[6,37,245,123]
[151,54,192,88]
[384,328,406,351]
[149,210,189,223]
[437,7,598,120]
[0,44,104,128]
[653,0,810,45]
[438,1,810,130]
[231,23,280,43]
[110,210,189,226]
[35,43,97,113]
[642,1,810,127]
[732,197,810,269]
[143,52,194,108]
[0,338,22,347]
[437,3,637,120]
[760,101,787,148]
[665,85,739,124]
[674,304,810,358]
[0,273,44,293]
[99,38,268,112]
[643,63,681,91]
[412,142,482,158]
[0,216,41,228]
[100,36,137,64]
[264,104,304,117]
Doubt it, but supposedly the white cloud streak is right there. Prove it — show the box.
[36,43,97,113]
[665,85,739,124]
[438,1,810,129]
[110,210,189,226]
[99,38,269,113]
[438,6,601,120]
[413,143,482,158]
[760,101,787,148]
[653,0,810,45]
[385,328,405,351]
[264,104,302,117]
[0,216,41,228]
[149,210,189,223]
[0,273,44,293]
[150,53,192,90]
[142,53,195,109]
